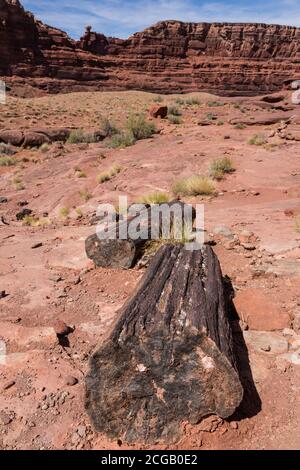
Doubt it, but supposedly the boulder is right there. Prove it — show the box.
[23,132,50,148]
[0,130,24,146]
[149,104,168,119]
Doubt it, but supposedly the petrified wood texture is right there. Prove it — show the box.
[85,200,195,269]
[85,244,243,443]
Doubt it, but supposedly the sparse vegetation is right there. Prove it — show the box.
[136,191,170,204]
[75,208,84,218]
[168,105,182,116]
[206,113,215,121]
[96,164,122,184]
[217,120,224,126]
[126,114,157,140]
[40,143,50,153]
[168,115,182,125]
[153,95,163,103]
[248,134,267,146]
[210,157,235,180]
[0,156,16,166]
[12,177,25,190]
[66,129,98,144]
[0,143,16,156]
[79,189,92,201]
[76,170,87,178]
[234,123,246,129]
[59,207,70,218]
[172,175,215,197]
[208,101,225,107]
[107,132,136,149]
[101,117,119,137]
[23,215,49,227]
[67,129,87,144]
[185,97,200,106]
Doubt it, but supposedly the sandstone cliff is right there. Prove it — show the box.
[1,0,300,95]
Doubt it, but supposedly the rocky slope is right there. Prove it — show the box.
[1,0,300,95]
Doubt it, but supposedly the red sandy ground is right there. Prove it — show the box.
[0,91,300,449]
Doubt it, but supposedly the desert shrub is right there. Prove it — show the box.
[101,117,119,137]
[168,115,182,125]
[0,156,16,166]
[96,164,122,184]
[67,129,97,144]
[208,101,225,107]
[168,105,182,116]
[210,157,235,180]
[185,97,200,106]
[76,170,87,178]
[79,189,92,201]
[67,129,87,144]
[126,114,156,140]
[234,123,246,129]
[217,120,224,126]
[75,208,84,218]
[295,215,300,233]
[175,97,184,105]
[12,177,25,190]
[40,143,50,153]
[59,207,70,218]
[136,191,170,204]
[0,143,15,156]
[248,134,267,146]
[206,113,215,121]
[233,103,241,109]
[23,215,49,227]
[153,95,163,103]
[107,132,136,149]
[172,175,215,197]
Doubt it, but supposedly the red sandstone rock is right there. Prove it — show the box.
[149,105,168,119]
[234,289,290,331]
[1,1,300,95]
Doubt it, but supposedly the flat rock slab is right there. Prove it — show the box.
[243,331,289,355]
[234,289,290,331]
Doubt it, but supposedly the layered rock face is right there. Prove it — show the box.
[1,0,300,95]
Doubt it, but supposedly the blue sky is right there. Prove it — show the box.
[22,0,300,39]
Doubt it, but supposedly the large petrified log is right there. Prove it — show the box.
[85,200,195,269]
[85,244,243,443]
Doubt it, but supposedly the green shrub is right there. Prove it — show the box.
[153,96,163,103]
[67,129,87,144]
[234,123,246,130]
[185,97,200,106]
[168,115,182,125]
[172,175,215,197]
[107,132,136,149]
[207,101,225,107]
[101,117,119,137]
[168,105,182,116]
[126,114,156,140]
[210,157,235,180]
